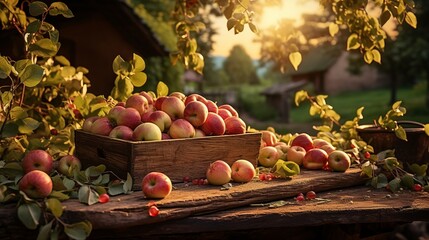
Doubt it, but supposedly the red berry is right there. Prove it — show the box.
[183,176,190,183]
[198,178,205,185]
[50,129,58,135]
[364,152,371,159]
[98,193,110,203]
[148,205,159,217]
[306,191,317,200]
[296,195,305,202]
[265,174,273,181]
[413,184,423,192]
[297,192,304,197]
[259,173,266,181]
[192,178,199,185]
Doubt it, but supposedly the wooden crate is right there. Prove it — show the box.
[74,130,262,190]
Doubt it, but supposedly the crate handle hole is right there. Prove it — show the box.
[97,147,106,159]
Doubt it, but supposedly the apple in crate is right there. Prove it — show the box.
[201,112,226,136]
[206,160,232,185]
[82,116,100,132]
[57,155,82,177]
[141,172,173,199]
[328,150,351,172]
[154,96,167,110]
[169,91,186,101]
[109,125,134,140]
[139,91,154,106]
[231,159,256,183]
[286,145,306,166]
[148,110,172,132]
[217,108,233,120]
[169,119,195,139]
[19,170,53,199]
[125,94,149,117]
[291,133,314,152]
[303,148,329,170]
[107,105,125,124]
[260,130,277,147]
[133,122,162,141]
[22,149,53,174]
[184,93,207,106]
[184,100,208,127]
[257,146,279,168]
[205,99,218,113]
[161,96,185,120]
[218,104,238,117]
[116,107,142,130]
[90,117,114,136]
[224,116,246,135]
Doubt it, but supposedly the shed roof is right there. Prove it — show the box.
[262,80,307,95]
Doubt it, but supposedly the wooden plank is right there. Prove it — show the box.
[0,168,372,239]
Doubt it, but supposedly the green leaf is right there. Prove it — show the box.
[28,38,59,57]
[20,64,44,87]
[394,126,407,141]
[17,203,42,230]
[129,72,147,87]
[249,22,258,33]
[226,18,237,31]
[405,11,417,28]
[388,177,401,192]
[49,2,74,18]
[294,90,308,106]
[49,29,60,44]
[371,173,388,188]
[26,20,42,33]
[78,185,99,205]
[123,173,133,193]
[46,198,63,218]
[29,1,48,16]
[85,164,106,177]
[272,160,300,178]
[347,33,360,50]
[380,10,392,26]
[112,55,129,75]
[63,177,76,190]
[400,173,415,190]
[18,117,41,134]
[289,52,302,71]
[108,182,125,196]
[132,53,145,72]
[54,55,70,66]
[0,56,12,79]
[328,22,339,37]
[408,163,427,177]
[49,190,70,201]
[64,221,92,240]
[37,220,53,240]
[157,81,169,97]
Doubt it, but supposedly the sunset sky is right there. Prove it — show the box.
[211,0,322,59]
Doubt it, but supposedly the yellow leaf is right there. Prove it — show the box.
[364,50,373,64]
[289,52,302,71]
[347,33,360,50]
[405,11,417,29]
[156,81,168,97]
[371,49,381,64]
[329,23,339,37]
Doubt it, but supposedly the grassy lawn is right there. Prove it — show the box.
[242,83,429,135]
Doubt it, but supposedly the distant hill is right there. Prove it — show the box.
[210,55,268,77]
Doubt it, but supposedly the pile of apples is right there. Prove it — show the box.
[82,91,247,141]
[258,131,352,172]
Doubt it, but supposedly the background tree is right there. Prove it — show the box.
[223,45,259,85]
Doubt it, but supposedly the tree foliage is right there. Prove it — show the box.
[223,45,259,85]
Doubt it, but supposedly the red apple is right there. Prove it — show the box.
[115,101,125,107]
[107,105,125,124]
[133,122,162,141]
[22,149,53,174]
[319,143,336,155]
[184,101,209,127]
[206,160,232,185]
[141,172,173,199]
[200,112,226,136]
[328,150,351,172]
[154,96,167,110]
[184,93,207,106]
[169,119,195,139]
[286,145,306,166]
[205,100,218,113]
[231,159,256,183]
[57,155,81,177]
[260,130,278,147]
[125,94,149,117]
[82,116,100,132]
[291,133,314,152]
[140,109,154,122]
[139,91,155,106]
[303,148,329,170]
[217,108,233,120]
[257,146,279,168]
[313,138,331,149]
[161,96,185,120]
[218,104,239,117]
[169,91,186,101]
[148,110,172,132]
[90,117,114,136]
[116,107,142,130]
[19,170,53,198]
[109,125,134,140]
[224,116,246,135]
[162,133,171,140]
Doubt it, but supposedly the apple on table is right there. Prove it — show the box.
[328,150,351,172]
[57,155,82,177]
[303,148,329,170]
[22,149,53,174]
[257,146,280,168]
[19,170,53,199]
[141,172,173,199]
[206,160,232,185]
[231,159,256,183]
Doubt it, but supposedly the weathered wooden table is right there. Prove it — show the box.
[2,168,429,239]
